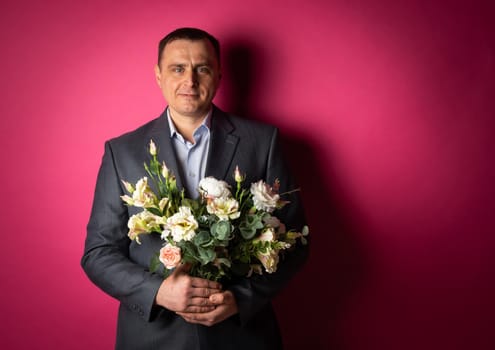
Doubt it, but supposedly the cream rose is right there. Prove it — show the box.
[166,206,198,242]
[206,197,240,220]
[127,211,164,243]
[256,249,280,274]
[159,244,182,269]
[198,177,232,199]
[121,177,158,208]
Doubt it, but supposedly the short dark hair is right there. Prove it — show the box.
[158,27,220,66]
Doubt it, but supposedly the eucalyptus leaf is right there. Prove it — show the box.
[240,225,256,239]
[245,213,264,230]
[197,247,216,265]
[211,221,232,240]
[149,253,161,273]
[193,231,212,246]
[215,258,232,268]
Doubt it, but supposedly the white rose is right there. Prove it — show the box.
[198,177,232,199]
[166,206,198,242]
[250,180,280,213]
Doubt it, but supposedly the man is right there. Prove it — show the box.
[82,27,308,350]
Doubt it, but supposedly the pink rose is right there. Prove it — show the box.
[159,244,182,269]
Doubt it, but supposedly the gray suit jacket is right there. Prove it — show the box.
[82,106,308,350]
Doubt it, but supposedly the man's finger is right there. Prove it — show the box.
[189,296,213,307]
[209,292,225,304]
[176,311,216,325]
[189,287,222,298]
[190,277,222,290]
[182,305,216,313]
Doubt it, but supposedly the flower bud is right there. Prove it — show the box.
[121,180,135,194]
[234,166,244,183]
[161,161,169,178]
[149,140,157,156]
[272,179,280,192]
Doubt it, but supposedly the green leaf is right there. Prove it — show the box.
[211,221,232,240]
[197,247,216,265]
[197,215,210,227]
[149,253,161,273]
[193,231,212,247]
[239,225,256,240]
[239,213,264,239]
[158,182,168,197]
[147,207,162,217]
[215,258,231,268]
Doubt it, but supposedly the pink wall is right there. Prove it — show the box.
[1,0,494,349]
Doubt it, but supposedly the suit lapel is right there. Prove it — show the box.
[206,107,239,181]
[147,107,238,188]
[148,110,184,190]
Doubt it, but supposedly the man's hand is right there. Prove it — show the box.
[155,263,222,313]
[176,290,238,327]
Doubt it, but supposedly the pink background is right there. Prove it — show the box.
[1,0,494,349]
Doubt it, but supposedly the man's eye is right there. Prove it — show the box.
[197,67,210,74]
[173,67,184,73]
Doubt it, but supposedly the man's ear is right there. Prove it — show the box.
[154,64,162,87]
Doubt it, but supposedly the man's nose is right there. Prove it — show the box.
[184,69,198,86]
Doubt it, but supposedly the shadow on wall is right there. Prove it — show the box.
[220,37,262,118]
[222,37,370,349]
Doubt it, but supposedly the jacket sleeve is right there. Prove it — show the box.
[81,141,164,321]
[228,128,310,326]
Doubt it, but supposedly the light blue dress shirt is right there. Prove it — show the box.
[167,109,211,199]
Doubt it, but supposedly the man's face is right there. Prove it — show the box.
[154,39,221,120]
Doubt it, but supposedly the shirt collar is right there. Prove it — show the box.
[166,107,212,138]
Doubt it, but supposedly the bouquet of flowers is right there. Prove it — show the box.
[120,140,308,282]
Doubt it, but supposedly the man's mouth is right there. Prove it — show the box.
[179,92,199,97]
